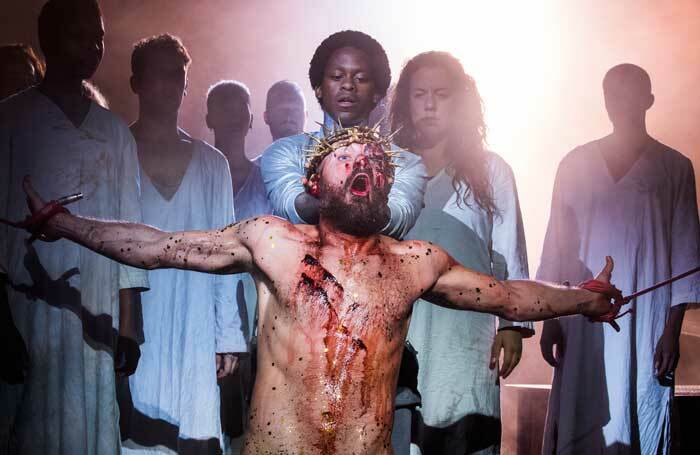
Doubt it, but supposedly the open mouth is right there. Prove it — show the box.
[337,96,357,108]
[349,173,370,197]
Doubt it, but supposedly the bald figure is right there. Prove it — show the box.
[264,80,306,141]
[603,63,654,131]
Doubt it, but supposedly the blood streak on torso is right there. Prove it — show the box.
[295,254,370,453]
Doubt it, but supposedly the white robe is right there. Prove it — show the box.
[406,153,533,455]
[0,89,149,455]
[121,140,246,454]
[233,158,273,338]
[538,139,700,455]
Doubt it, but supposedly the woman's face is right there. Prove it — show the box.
[408,65,457,147]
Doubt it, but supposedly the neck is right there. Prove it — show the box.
[215,131,247,165]
[610,120,650,151]
[417,136,449,176]
[132,109,180,143]
[317,216,380,254]
[323,111,368,132]
[39,69,85,99]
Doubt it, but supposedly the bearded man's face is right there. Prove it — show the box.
[316,142,392,236]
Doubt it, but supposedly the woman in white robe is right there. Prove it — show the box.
[390,51,533,455]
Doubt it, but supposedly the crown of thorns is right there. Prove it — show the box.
[304,123,400,181]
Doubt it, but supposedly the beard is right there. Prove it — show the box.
[318,171,390,237]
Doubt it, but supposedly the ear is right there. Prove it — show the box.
[306,174,321,198]
[184,78,189,97]
[205,112,213,130]
[129,75,138,94]
[314,86,323,102]
[249,113,254,131]
[263,110,270,126]
[646,93,655,110]
[372,93,381,105]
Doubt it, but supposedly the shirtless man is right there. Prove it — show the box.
[5,126,620,455]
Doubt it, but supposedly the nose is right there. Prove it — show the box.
[354,155,369,169]
[424,93,436,111]
[340,76,355,92]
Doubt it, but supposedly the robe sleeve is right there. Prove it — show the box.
[670,157,700,306]
[488,155,534,336]
[260,136,307,224]
[382,147,428,239]
[116,125,149,291]
[212,154,247,353]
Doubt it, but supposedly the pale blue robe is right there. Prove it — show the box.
[121,139,246,454]
[406,152,533,455]
[0,88,149,455]
[538,139,700,455]
[232,158,273,341]
[260,113,427,239]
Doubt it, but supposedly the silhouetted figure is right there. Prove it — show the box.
[539,64,700,455]
[121,35,246,455]
[260,30,427,233]
[263,80,306,141]
[206,80,273,454]
[0,1,148,453]
[0,43,45,100]
[390,51,533,455]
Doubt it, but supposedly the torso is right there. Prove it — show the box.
[240,219,439,454]
[135,132,194,201]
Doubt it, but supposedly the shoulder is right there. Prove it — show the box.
[388,237,450,261]
[193,137,229,167]
[559,139,602,170]
[483,150,515,181]
[261,133,308,158]
[233,214,312,245]
[0,88,42,125]
[650,139,693,171]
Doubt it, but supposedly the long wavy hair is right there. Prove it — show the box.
[389,51,497,219]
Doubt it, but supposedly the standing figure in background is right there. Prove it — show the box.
[390,51,533,455]
[260,30,427,237]
[538,63,700,454]
[263,80,307,142]
[121,35,246,455]
[0,43,45,100]
[0,1,148,454]
[206,80,272,453]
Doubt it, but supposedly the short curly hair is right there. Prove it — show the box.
[309,30,390,98]
[131,34,191,80]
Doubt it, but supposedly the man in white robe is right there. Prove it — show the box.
[206,80,273,454]
[538,64,700,454]
[0,1,148,454]
[119,35,246,454]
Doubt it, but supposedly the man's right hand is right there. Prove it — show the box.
[540,319,564,368]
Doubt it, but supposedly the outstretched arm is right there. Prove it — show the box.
[12,177,257,275]
[424,247,618,322]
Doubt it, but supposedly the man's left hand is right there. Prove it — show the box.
[216,353,239,378]
[490,328,523,379]
[654,329,680,384]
